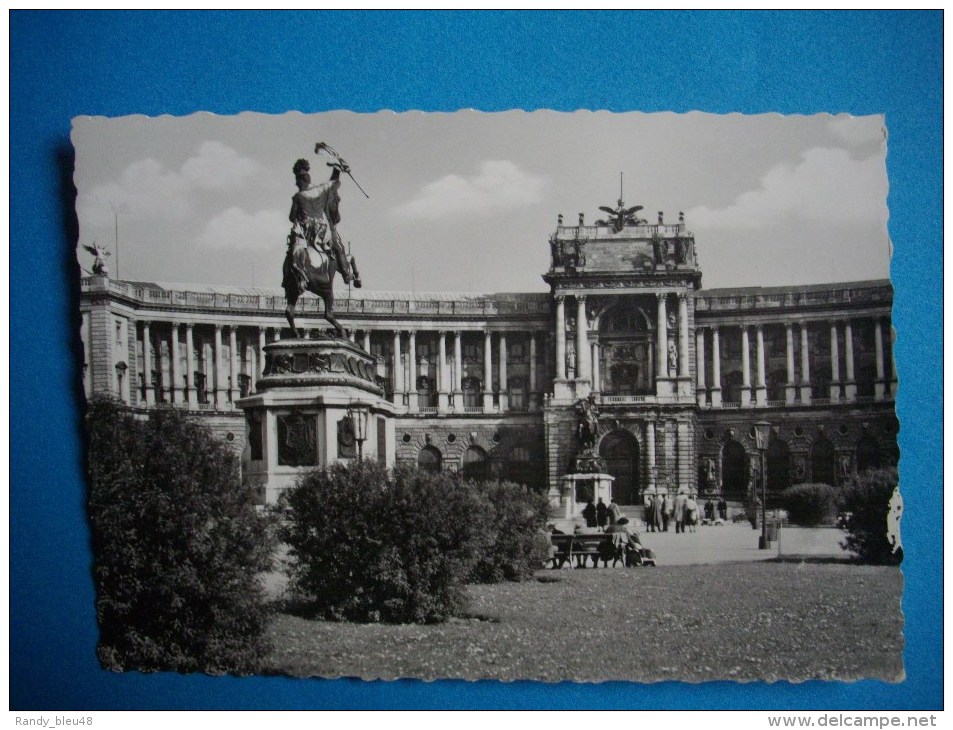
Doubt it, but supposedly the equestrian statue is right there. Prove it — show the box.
[282,142,366,339]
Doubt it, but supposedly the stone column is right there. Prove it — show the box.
[590,341,600,395]
[874,318,886,399]
[799,322,812,404]
[576,296,590,383]
[185,323,197,408]
[408,330,418,412]
[555,295,566,380]
[213,324,226,410]
[740,325,752,406]
[755,325,767,406]
[246,342,255,395]
[529,332,539,410]
[645,421,657,492]
[438,331,449,412]
[170,323,181,405]
[498,331,509,411]
[844,320,857,400]
[363,330,371,353]
[483,330,494,411]
[142,321,155,406]
[710,326,722,407]
[257,328,266,380]
[392,330,402,405]
[889,324,898,398]
[229,326,239,404]
[829,322,841,402]
[656,293,668,377]
[453,331,463,409]
[695,327,707,407]
[678,294,690,378]
[785,323,796,405]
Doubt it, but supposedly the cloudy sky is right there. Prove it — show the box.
[72,111,889,294]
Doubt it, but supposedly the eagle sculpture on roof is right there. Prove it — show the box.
[82,242,111,276]
[595,199,647,233]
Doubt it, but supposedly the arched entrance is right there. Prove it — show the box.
[766,438,791,495]
[599,429,640,505]
[462,445,489,482]
[856,434,881,473]
[417,445,442,473]
[811,437,836,485]
[721,439,748,498]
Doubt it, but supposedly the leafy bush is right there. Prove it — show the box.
[277,462,491,623]
[86,399,274,674]
[780,483,842,526]
[468,480,552,583]
[839,467,902,565]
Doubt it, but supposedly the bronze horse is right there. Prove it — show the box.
[282,236,359,339]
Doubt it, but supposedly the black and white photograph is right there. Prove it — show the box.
[74,109,903,684]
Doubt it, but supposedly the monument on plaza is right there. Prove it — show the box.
[552,393,615,519]
[239,143,396,504]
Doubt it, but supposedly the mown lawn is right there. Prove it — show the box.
[263,561,903,683]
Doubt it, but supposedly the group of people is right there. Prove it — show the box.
[704,497,729,523]
[642,490,701,534]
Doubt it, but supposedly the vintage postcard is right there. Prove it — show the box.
[74,110,901,683]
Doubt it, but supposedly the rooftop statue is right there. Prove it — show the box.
[83,242,111,276]
[282,142,365,339]
[595,198,647,233]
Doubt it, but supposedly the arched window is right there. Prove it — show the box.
[462,376,482,408]
[462,446,489,482]
[856,434,881,473]
[417,445,442,473]
[508,376,526,411]
[767,369,788,402]
[723,371,743,404]
[722,439,748,498]
[811,437,836,486]
[417,375,435,408]
[599,430,640,504]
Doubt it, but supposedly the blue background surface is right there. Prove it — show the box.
[10,11,942,710]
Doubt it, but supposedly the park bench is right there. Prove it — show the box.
[549,533,656,569]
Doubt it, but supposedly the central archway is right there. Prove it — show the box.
[722,439,748,498]
[599,429,640,505]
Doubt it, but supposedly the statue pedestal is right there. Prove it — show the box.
[237,337,399,505]
[558,473,615,520]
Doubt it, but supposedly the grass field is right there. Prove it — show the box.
[263,561,903,683]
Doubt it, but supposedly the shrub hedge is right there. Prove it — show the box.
[277,463,550,623]
[86,399,274,674]
[839,467,902,565]
[780,483,842,526]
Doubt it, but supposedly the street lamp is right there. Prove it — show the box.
[753,420,771,550]
[346,402,370,460]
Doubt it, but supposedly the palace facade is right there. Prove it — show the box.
[79,208,899,505]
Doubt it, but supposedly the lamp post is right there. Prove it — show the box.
[753,420,771,550]
[346,403,370,460]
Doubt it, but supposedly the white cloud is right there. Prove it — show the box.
[76,142,261,228]
[181,141,261,190]
[828,115,885,147]
[392,160,546,220]
[196,207,288,251]
[686,148,887,230]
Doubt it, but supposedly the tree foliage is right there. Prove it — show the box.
[780,483,842,526]
[277,462,550,624]
[86,399,274,673]
[839,467,902,565]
